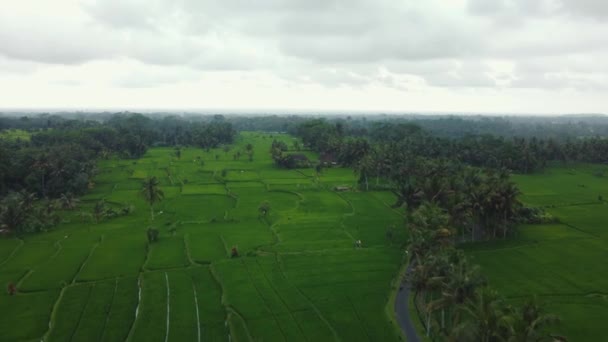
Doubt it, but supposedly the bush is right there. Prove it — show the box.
[7,283,16,296]
[518,206,559,224]
[146,227,159,243]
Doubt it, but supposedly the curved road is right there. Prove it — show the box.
[394,262,421,342]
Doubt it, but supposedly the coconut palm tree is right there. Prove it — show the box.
[510,297,560,342]
[354,154,374,191]
[58,192,80,210]
[429,251,486,334]
[0,191,35,235]
[452,288,513,342]
[140,177,164,221]
[92,199,107,224]
[497,180,521,239]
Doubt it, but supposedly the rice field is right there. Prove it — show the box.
[0,132,407,341]
[465,165,608,341]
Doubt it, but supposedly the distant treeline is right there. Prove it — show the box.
[0,113,235,198]
[293,119,608,174]
[5,112,608,139]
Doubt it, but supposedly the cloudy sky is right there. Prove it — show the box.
[0,0,606,114]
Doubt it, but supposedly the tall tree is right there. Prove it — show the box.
[140,176,164,221]
[0,191,36,235]
[452,288,513,342]
[510,297,560,342]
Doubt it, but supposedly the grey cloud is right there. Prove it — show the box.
[509,55,608,90]
[278,7,483,63]
[82,0,160,30]
[468,0,608,20]
[114,70,201,88]
[559,0,608,19]
[0,21,115,64]
[467,0,556,17]
[510,72,608,91]
[0,0,607,94]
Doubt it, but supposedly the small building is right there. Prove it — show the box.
[334,186,351,192]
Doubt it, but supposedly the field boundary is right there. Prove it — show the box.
[346,295,372,340]
[42,286,68,341]
[254,258,309,340]
[68,283,94,342]
[125,274,143,341]
[210,264,247,342]
[192,282,202,342]
[184,233,198,266]
[98,278,119,342]
[19,239,65,288]
[240,259,289,341]
[71,236,102,284]
[227,307,254,342]
[0,238,24,267]
[164,272,170,342]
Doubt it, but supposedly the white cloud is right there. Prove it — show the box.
[0,0,606,113]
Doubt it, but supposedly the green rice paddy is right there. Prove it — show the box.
[0,132,407,341]
[465,164,608,341]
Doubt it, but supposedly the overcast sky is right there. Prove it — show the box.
[0,0,606,114]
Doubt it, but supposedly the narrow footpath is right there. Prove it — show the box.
[394,262,421,342]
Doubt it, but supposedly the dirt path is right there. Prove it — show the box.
[394,262,421,342]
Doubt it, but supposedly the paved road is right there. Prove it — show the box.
[394,262,421,342]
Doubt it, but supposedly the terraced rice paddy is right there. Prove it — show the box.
[465,164,608,341]
[0,132,407,341]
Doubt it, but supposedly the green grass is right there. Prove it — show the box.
[70,280,116,341]
[130,272,167,342]
[165,194,235,222]
[167,271,199,341]
[0,290,59,341]
[48,284,92,341]
[100,276,138,342]
[0,132,408,341]
[20,243,94,291]
[465,164,608,341]
[146,235,189,270]
[0,238,22,264]
[77,233,146,281]
[182,184,227,195]
[187,231,227,262]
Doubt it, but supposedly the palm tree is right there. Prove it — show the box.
[59,192,80,210]
[510,297,560,342]
[429,251,486,334]
[0,192,35,235]
[140,177,164,221]
[452,288,513,342]
[355,154,374,191]
[92,199,107,224]
[497,180,521,239]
